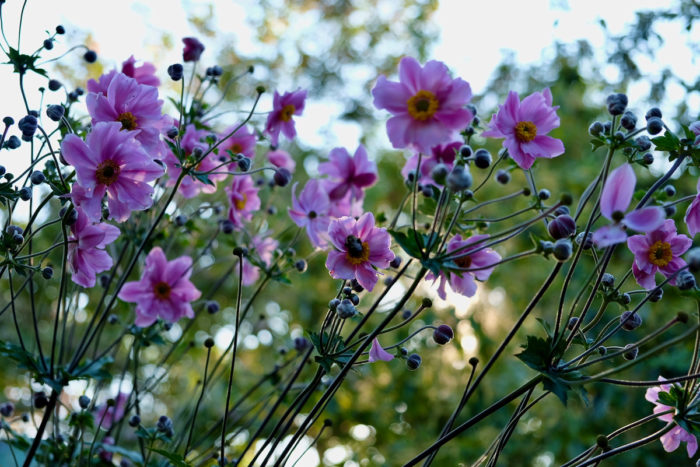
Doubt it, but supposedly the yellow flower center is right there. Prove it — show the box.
[231,143,243,154]
[648,241,673,267]
[95,160,121,186]
[234,193,247,210]
[406,90,439,121]
[153,281,172,300]
[514,121,537,143]
[117,111,138,131]
[454,255,472,269]
[345,235,370,265]
[280,104,296,122]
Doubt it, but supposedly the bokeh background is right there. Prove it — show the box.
[0,0,699,465]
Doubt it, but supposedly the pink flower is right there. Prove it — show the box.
[319,145,377,201]
[427,235,501,300]
[401,141,461,186]
[62,122,163,222]
[289,180,331,249]
[265,89,307,146]
[645,377,698,457]
[627,219,691,289]
[121,55,160,87]
[86,73,168,154]
[164,124,226,198]
[220,124,257,163]
[226,175,261,229]
[326,189,364,218]
[368,338,394,363]
[118,247,201,327]
[592,164,665,248]
[685,178,700,237]
[68,208,120,288]
[94,392,128,430]
[482,88,564,170]
[182,37,205,62]
[267,149,296,173]
[372,57,472,155]
[326,213,394,291]
[241,234,279,286]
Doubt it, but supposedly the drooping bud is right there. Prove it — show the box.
[547,215,576,240]
[433,324,454,345]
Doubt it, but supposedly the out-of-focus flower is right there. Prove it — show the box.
[482,88,564,169]
[372,56,472,154]
[241,234,279,286]
[118,247,201,327]
[182,37,205,62]
[326,212,394,291]
[220,123,257,163]
[267,149,296,173]
[592,164,665,248]
[62,122,163,222]
[264,89,307,146]
[289,180,331,248]
[121,55,160,87]
[319,145,377,201]
[645,377,698,457]
[427,234,501,300]
[627,219,691,289]
[68,208,120,288]
[684,178,700,237]
[226,175,261,229]
[368,338,394,362]
[401,141,461,186]
[94,393,128,430]
[86,73,168,154]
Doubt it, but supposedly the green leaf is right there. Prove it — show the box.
[515,335,551,371]
[101,444,144,463]
[651,131,680,152]
[148,447,190,466]
[389,229,423,259]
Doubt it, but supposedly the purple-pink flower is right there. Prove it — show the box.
[94,392,128,430]
[121,55,160,87]
[482,88,564,170]
[226,175,261,229]
[401,141,461,186]
[319,145,377,201]
[372,57,472,154]
[164,124,226,199]
[220,123,257,163]
[267,149,296,173]
[265,89,307,146]
[68,208,120,288]
[62,122,163,222]
[118,247,201,327]
[86,72,168,154]
[645,377,698,457]
[289,180,331,249]
[592,164,665,248]
[182,37,205,62]
[627,219,691,289]
[325,212,394,291]
[241,234,279,286]
[685,178,700,237]
[368,338,394,363]
[428,234,501,300]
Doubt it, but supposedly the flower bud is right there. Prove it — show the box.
[468,357,479,366]
[622,344,638,360]
[237,157,251,172]
[5,135,20,149]
[433,324,454,345]
[553,239,573,262]
[0,402,15,417]
[294,259,307,272]
[204,337,215,348]
[128,415,141,427]
[167,64,184,81]
[620,111,637,131]
[538,189,551,200]
[646,117,663,135]
[495,170,510,184]
[19,187,32,201]
[687,248,700,273]
[406,353,422,370]
[619,293,631,305]
[606,93,627,115]
[620,311,642,331]
[547,214,576,240]
[567,317,579,330]
[83,50,97,63]
[430,163,448,185]
[473,149,492,169]
[390,256,402,269]
[554,206,569,216]
[421,297,433,308]
[677,270,696,290]
[42,266,54,279]
[336,298,356,319]
[600,273,614,288]
[294,336,310,351]
[575,232,593,250]
[588,121,604,137]
[221,219,234,234]
[46,104,64,122]
[206,300,219,314]
[645,107,662,120]
[664,185,676,197]
[273,168,292,187]
[34,391,48,409]
[446,165,472,192]
[78,395,90,409]
[648,287,663,302]
[641,152,654,165]
[48,79,62,91]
